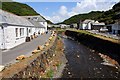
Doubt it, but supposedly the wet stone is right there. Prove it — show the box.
[68,72,71,75]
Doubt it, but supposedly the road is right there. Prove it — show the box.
[1,32,51,66]
[88,30,120,40]
[61,37,120,78]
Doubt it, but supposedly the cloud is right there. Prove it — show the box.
[44,0,119,23]
[59,6,68,16]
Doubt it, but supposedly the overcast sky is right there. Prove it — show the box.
[13,0,120,23]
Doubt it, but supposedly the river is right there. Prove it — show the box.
[61,36,120,78]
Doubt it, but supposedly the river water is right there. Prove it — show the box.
[61,36,120,78]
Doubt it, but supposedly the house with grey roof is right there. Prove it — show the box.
[79,19,106,31]
[22,15,47,34]
[0,9,39,49]
[91,21,106,31]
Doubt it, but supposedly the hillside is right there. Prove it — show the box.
[1,2,39,16]
[62,2,120,25]
[98,2,120,24]
[1,2,53,24]
[62,11,103,24]
[46,20,53,24]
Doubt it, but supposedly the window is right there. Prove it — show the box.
[29,29,31,33]
[43,22,45,24]
[15,28,18,37]
[20,28,24,36]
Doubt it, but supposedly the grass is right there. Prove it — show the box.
[69,29,120,44]
[46,69,54,78]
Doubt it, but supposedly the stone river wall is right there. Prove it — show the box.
[2,36,57,79]
[65,30,120,64]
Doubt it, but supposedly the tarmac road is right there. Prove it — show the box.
[1,32,51,66]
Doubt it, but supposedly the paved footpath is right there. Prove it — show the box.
[1,32,51,66]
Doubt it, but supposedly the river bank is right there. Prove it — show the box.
[65,30,120,64]
[0,31,66,79]
[60,32,120,78]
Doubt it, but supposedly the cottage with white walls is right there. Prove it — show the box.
[79,19,95,30]
[79,19,106,31]
[0,9,35,49]
[22,16,47,34]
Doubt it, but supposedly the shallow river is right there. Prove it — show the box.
[61,37,120,78]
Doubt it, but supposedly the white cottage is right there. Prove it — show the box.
[80,19,95,30]
[0,9,35,50]
[22,16,47,34]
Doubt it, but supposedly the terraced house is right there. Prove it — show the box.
[0,9,47,50]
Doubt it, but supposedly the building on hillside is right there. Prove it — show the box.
[91,21,106,31]
[79,19,95,30]
[0,9,35,49]
[47,24,60,28]
[22,15,47,34]
[59,24,70,29]
[79,19,106,31]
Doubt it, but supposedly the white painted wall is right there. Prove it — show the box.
[88,23,92,29]
[0,26,3,49]
[39,22,47,32]
[82,23,87,29]
[82,23,92,30]
[4,26,26,49]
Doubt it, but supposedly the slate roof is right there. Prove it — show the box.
[83,19,95,24]
[22,15,46,22]
[27,19,45,28]
[92,22,105,26]
[0,14,7,24]
[0,9,34,27]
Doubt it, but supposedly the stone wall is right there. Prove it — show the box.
[65,30,120,64]
[4,37,57,78]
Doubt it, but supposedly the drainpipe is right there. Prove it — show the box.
[1,25,5,50]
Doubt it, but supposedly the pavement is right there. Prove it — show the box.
[1,32,51,66]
